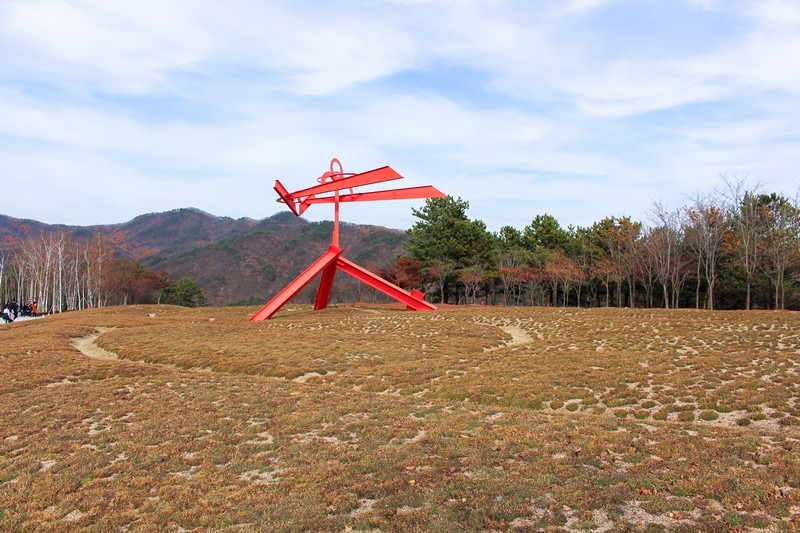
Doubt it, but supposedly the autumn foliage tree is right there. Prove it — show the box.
[380,256,424,291]
[1,231,206,311]
[397,178,800,310]
[104,259,170,305]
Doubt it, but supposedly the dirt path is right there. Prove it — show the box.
[483,324,534,352]
[71,327,119,360]
[70,328,333,384]
[499,325,533,346]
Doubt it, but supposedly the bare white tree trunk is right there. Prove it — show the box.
[722,175,763,310]
[686,193,727,311]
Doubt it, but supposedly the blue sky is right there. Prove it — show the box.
[2,0,799,233]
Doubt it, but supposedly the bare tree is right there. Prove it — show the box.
[647,202,690,308]
[593,217,641,307]
[571,228,600,308]
[0,250,8,302]
[523,267,546,306]
[721,175,764,310]
[51,233,67,312]
[759,193,800,310]
[497,248,526,306]
[18,235,50,312]
[426,261,453,304]
[592,259,615,307]
[459,266,485,305]
[685,193,728,310]
[636,230,658,308]
[544,251,581,307]
[9,231,121,313]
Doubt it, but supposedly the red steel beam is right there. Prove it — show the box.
[273,180,302,216]
[249,245,343,321]
[314,262,338,310]
[302,185,446,206]
[335,256,437,311]
[286,166,402,200]
[406,289,426,311]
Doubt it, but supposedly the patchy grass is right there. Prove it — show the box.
[1,304,799,530]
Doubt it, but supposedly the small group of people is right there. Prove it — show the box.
[2,299,38,323]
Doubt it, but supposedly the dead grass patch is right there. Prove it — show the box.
[1,304,798,530]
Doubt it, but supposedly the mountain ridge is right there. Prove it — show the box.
[0,208,409,306]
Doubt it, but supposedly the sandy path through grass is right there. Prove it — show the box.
[72,327,338,383]
[70,327,119,360]
[499,324,533,346]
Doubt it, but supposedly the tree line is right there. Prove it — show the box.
[0,232,207,313]
[391,176,800,311]
[3,175,797,313]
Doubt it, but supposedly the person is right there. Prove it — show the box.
[10,299,19,318]
[2,305,13,323]
[31,301,38,317]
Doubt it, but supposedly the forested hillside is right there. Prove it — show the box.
[0,209,407,310]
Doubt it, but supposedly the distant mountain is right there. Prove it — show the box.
[0,215,70,249]
[0,208,409,305]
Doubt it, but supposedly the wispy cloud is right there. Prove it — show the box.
[1,0,798,231]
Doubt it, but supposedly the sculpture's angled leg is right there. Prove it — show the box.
[315,262,337,310]
[335,256,436,311]
[250,245,343,321]
[406,289,427,311]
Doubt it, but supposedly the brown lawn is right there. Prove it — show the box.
[1,304,798,531]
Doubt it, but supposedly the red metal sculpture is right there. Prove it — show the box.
[250,158,445,321]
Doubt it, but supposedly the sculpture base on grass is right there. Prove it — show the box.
[250,245,435,321]
[249,158,443,321]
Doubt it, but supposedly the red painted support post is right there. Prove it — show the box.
[249,245,343,321]
[273,180,301,216]
[314,262,338,311]
[335,256,436,311]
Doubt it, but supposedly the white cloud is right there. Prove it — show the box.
[747,0,800,27]
[1,0,215,94]
[0,0,799,232]
[550,0,800,116]
[547,0,619,18]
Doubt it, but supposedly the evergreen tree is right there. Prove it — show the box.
[523,214,570,252]
[160,279,209,307]
[405,196,493,303]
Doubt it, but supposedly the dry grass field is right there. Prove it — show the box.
[1,304,799,531]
